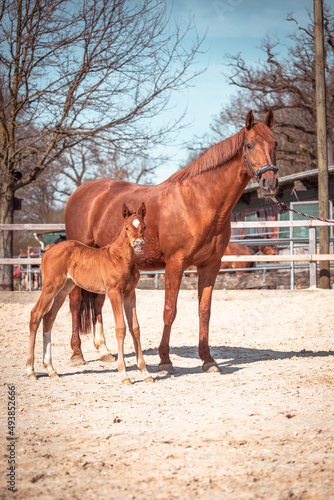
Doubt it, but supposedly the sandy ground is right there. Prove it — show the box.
[0,288,333,500]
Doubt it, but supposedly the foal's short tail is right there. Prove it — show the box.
[78,290,97,334]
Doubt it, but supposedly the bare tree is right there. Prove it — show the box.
[211,5,334,177]
[0,0,203,290]
[52,145,159,203]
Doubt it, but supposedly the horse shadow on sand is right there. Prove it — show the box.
[141,345,334,377]
[54,345,334,380]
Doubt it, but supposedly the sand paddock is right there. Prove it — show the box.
[0,289,333,499]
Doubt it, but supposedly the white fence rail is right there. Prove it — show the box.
[1,221,334,289]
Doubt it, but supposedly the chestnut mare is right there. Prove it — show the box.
[27,203,153,384]
[65,110,279,373]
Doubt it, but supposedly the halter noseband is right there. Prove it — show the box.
[243,139,278,181]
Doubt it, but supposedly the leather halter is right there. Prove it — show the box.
[243,139,278,181]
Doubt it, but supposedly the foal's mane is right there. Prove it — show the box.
[168,128,246,183]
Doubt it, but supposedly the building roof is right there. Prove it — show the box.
[244,165,334,193]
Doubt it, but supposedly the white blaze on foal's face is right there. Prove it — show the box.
[132,218,140,228]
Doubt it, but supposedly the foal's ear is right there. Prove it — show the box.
[138,202,146,219]
[122,204,130,219]
[245,110,255,131]
[264,109,274,129]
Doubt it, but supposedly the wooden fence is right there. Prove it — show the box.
[1,220,334,289]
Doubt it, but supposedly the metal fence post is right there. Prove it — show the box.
[309,226,317,287]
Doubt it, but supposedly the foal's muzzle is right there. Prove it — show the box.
[133,239,144,253]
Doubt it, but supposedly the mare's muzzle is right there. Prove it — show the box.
[133,239,144,253]
[243,143,279,196]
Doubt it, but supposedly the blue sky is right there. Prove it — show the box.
[153,0,314,182]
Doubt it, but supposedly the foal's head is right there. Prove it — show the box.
[122,203,146,253]
[243,110,279,197]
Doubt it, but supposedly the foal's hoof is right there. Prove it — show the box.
[28,373,38,381]
[70,355,86,366]
[121,378,132,386]
[99,353,116,363]
[158,363,174,375]
[50,372,60,380]
[202,362,220,373]
[144,376,154,383]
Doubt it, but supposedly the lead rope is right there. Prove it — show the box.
[270,196,334,225]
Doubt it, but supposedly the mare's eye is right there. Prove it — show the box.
[247,143,253,150]
[274,141,278,149]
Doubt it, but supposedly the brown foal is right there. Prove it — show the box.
[26,203,152,385]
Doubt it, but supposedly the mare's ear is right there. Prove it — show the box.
[264,109,274,129]
[245,110,255,131]
[122,204,130,219]
[138,202,146,219]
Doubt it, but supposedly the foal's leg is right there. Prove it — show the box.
[27,282,65,380]
[93,293,115,362]
[69,286,85,365]
[197,261,221,372]
[107,290,131,385]
[42,280,75,379]
[124,291,153,383]
[158,261,184,374]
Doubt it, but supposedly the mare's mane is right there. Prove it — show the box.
[168,128,245,183]
[168,122,275,184]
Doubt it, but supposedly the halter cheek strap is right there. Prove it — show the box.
[243,141,278,181]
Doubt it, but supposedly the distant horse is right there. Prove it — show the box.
[221,242,253,273]
[27,204,153,385]
[253,235,278,257]
[65,110,279,373]
[185,242,253,277]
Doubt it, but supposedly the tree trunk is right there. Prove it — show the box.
[0,184,14,291]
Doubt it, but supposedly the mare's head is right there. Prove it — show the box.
[122,203,146,253]
[243,110,279,197]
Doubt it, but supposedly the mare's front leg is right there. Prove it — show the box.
[92,293,115,362]
[124,291,153,383]
[158,261,184,374]
[107,289,131,385]
[69,286,85,365]
[197,261,221,372]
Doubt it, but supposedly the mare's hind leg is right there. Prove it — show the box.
[124,291,153,383]
[93,293,115,362]
[69,286,85,365]
[42,279,75,379]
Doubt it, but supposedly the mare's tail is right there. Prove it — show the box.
[78,290,97,334]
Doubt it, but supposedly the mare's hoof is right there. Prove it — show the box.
[99,353,116,363]
[50,372,60,380]
[70,355,86,366]
[158,363,174,375]
[121,378,132,386]
[202,362,220,373]
[28,373,38,381]
[144,376,154,383]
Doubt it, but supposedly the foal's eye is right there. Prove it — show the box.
[246,143,253,150]
[274,141,278,149]
[143,226,146,230]
[126,227,129,231]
